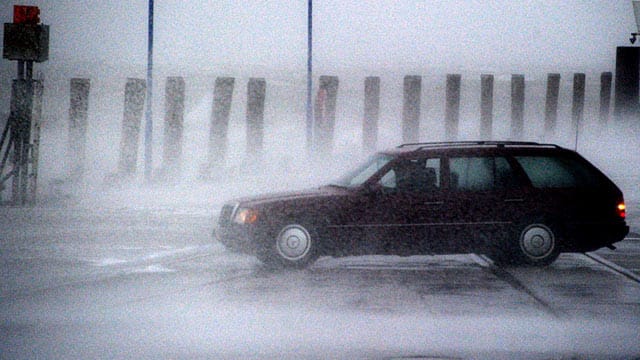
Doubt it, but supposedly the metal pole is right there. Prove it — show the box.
[144,0,154,182]
[306,0,313,155]
[17,61,24,79]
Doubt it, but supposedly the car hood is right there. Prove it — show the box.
[235,185,351,208]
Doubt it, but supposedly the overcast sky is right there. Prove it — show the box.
[0,0,636,74]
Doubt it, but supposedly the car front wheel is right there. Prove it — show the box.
[257,221,319,269]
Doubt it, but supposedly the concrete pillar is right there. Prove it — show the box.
[599,72,612,125]
[480,74,494,140]
[402,75,421,143]
[313,76,339,156]
[510,74,525,139]
[161,76,185,179]
[614,47,640,123]
[363,76,380,153]
[68,78,90,179]
[246,78,266,160]
[571,73,586,132]
[117,78,146,175]
[445,74,461,141]
[544,73,561,134]
[207,77,235,169]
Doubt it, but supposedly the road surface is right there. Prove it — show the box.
[1,186,639,359]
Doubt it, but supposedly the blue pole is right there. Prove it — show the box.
[144,0,154,181]
[306,0,313,154]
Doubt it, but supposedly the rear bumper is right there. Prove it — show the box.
[565,222,629,252]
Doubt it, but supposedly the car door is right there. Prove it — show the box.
[355,157,445,255]
[442,155,528,253]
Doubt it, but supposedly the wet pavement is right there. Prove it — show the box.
[1,205,639,359]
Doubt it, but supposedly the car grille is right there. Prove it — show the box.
[219,203,236,224]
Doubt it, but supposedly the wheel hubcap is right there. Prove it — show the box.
[276,225,311,261]
[520,224,555,259]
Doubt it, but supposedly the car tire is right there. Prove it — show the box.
[257,221,320,269]
[492,219,561,266]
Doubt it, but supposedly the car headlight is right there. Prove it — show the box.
[233,208,259,224]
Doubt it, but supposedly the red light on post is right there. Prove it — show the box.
[13,5,40,24]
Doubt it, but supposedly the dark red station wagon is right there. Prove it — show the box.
[214,141,629,268]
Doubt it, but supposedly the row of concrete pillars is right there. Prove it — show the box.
[68,76,267,181]
[399,72,614,144]
[63,49,640,182]
[67,71,626,181]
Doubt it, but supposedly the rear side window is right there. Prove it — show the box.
[449,156,519,191]
[514,155,602,189]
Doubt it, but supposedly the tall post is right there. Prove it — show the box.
[246,78,267,161]
[28,79,43,204]
[313,76,339,156]
[402,75,421,143]
[144,0,154,182]
[1,6,49,205]
[614,47,640,123]
[306,0,313,155]
[68,78,90,180]
[9,79,33,204]
[363,76,380,153]
[161,76,185,180]
[572,73,586,150]
[207,77,235,170]
[544,73,561,135]
[599,72,612,125]
[445,74,461,141]
[480,74,494,140]
[510,74,525,139]
[117,78,146,176]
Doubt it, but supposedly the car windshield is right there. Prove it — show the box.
[331,154,393,188]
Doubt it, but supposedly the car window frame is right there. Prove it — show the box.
[363,154,444,194]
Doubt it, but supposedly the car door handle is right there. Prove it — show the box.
[504,198,524,203]
[424,201,444,205]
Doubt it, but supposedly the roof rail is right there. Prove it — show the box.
[397,141,562,149]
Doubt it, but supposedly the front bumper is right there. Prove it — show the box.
[213,222,260,254]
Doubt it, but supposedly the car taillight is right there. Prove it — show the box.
[617,202,626,219]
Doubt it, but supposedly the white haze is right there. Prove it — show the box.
[3,72,640,359]
[1,1,639,359]
[19,70,640,211]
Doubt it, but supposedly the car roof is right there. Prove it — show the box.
[381,141,567,157]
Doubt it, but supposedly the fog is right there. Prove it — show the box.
[2,1,640,359]
[0,1,633,72]
[1,1,639,204]
[3,64,637,359]
[14,69,639,210]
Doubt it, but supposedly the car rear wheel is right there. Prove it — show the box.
[491,219,561,266]
[258,221,319,269]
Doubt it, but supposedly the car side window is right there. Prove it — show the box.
[449,156,518,191]
[450,157,492,191]
[378,158,441,193]
[514,155,602,189]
